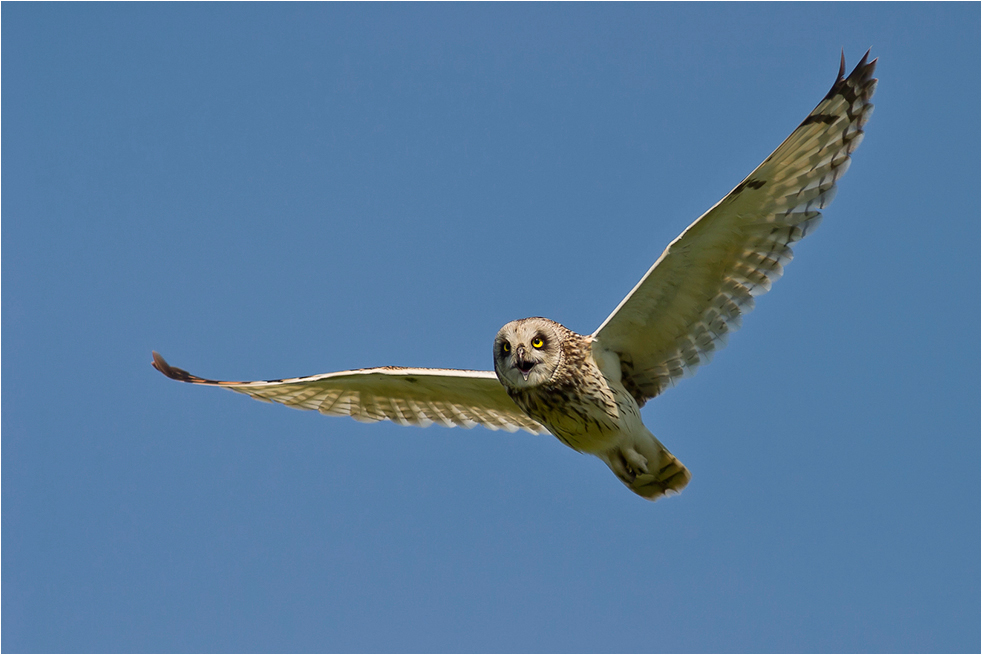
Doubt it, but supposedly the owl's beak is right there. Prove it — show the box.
[515,347,536,380]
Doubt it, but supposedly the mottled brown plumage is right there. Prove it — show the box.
[493,317,691,498]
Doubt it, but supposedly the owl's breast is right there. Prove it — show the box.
[507,365,639,454]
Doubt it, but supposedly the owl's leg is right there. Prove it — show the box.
[603,434,691,500]
[623,447,649,476]
[606,446,649,484]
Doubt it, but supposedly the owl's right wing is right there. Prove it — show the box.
[592,52,877,406]
[152,352,548,435]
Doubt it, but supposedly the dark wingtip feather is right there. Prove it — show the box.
[824,50,878,102]
[151,351,200,383]
[848,49,877,80]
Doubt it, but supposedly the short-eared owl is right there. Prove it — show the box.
[153,53,877,501]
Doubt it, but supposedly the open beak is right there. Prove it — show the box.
[515,350,536,381]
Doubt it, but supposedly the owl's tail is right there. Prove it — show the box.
[603,431,691,501]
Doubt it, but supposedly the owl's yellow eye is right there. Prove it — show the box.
[531,337,544,349]
[502,342,510,353]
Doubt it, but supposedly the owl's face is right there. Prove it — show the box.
[493,317,564,389]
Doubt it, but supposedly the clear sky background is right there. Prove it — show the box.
[3,3,978,653]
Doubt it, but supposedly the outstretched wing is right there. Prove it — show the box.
[151,352,547,434]
[593,52,877,406]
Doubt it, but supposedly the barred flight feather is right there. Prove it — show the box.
[150,352,548,435]
[594,51,876,405]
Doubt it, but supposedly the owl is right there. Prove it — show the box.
[153,53,877,501]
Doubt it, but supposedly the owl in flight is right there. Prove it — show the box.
[153,53,877,501]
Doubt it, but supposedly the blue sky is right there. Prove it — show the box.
[3,3,978,652]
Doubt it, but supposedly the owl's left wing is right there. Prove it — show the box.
[593,52,877,406]
[152,352,548,434]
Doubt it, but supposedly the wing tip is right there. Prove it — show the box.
[152,350,179,379]
[825,49,878,101]
[151,351,212,384]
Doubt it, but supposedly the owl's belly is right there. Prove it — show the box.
[511,377,643,454]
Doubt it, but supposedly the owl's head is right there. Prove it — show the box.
[493,317,565,389]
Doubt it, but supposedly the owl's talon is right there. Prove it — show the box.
[623,447,649,475]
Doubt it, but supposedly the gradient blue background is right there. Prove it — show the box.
[3,3,979,653]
